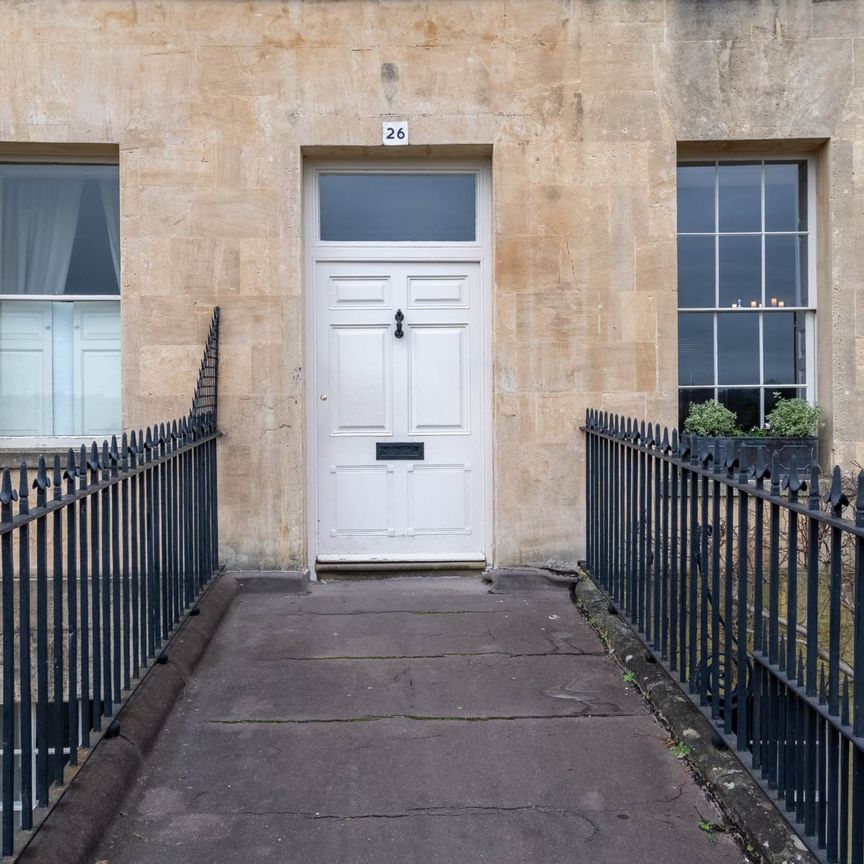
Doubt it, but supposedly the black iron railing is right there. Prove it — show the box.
[583,410,863,864]
[0,307,220,856]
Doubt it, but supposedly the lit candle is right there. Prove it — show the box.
[731,303,738,308]
[778,300,785,307]
[770,297,778,306]
[750,300,758,307]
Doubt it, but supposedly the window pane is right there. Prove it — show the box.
[719,235,761,308]
[0,299,120,436]
[718,387,761,432]
[765,161,806,232]
[678,312,714,386]
[717,312,759,385]
[765,234,807,307]
[678,387,714,430]
[763,311,806,385]
[677,164,715,233]
[0,164,119,296]
[718,163,761,233]
[677,235,715,307]
[319,173,476,242]
[765,387,806,416]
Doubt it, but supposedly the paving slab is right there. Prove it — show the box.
[96,577,745,864]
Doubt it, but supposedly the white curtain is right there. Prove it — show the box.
[99,179,121,287]
[0,176,83,295]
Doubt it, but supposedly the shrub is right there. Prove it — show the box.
[765,394,824,437]
[683,400,741,437]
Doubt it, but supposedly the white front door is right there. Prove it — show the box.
[307,163,490,564]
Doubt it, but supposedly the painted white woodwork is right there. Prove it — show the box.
[0,301,53,435]
[306,162,491,566]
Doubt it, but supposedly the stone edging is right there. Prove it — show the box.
[571,569,817,864]
[14,573,239,864]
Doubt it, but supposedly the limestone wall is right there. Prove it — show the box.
[1,0,862,568]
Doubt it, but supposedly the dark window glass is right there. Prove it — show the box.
[717,312,759,385]
[718,163,761,232]
[677,164,715,233]
[765,234,807,307]
[319,173,476,242]
[0,164,120,296]
[763,311,806,385]
[765,161,806,232]
[678,313,714,386]
[719,235,761,307]
[765,387,806,416]
[718,387,761,432]
[678,387,714,430]
[677,235,715,307]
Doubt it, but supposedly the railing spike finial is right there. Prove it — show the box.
[753,446,770,482]
[678,432,690,460]
[101,440,110,479]
[129,429,138,468]
[33,455,49,492]
[18,462,29,502]
[644,423,654,448]
[769,449,781,495]
[661,426,670,453]
[783,454,804,496]
[819,665,827,705]
[121,433,129,470]
[824,464,849,512]
[52,453,62,489]
[0,466,17,507]
[88,441,101,474]
[78,444,88,481]
[110,435,120,467]
[671,428,679,457]
[808,464,821,509]
[64,448,77,482]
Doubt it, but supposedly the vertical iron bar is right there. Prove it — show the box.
[51,456,64,783]
[18,466,33,828]
[65,451,78,767]
[1,469,16,855]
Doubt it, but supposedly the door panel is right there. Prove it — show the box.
[315,259,484,561]
[330,326,392,434]
[408,325,468,434]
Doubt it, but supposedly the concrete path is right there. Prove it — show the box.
[96,576,746,864]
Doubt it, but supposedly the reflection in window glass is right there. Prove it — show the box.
[719,236,760,307]
[0,164,119,295]
[765,235,807,306]
[765,161,807,232]
[718,387,761,432]
[718,163,761,232]
[717,313,759,385]
[319,173,476,242]
[677,236,715,307]
[763,311,806,385]
[678,313,714,386]
[677,164,715,233]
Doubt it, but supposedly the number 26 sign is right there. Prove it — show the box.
[382,121,408,145]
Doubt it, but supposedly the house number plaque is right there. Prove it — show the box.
[382,121,408,145]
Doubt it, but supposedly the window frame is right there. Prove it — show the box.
[676,154,817,427]
[311,164,484,249]
[0,155,121,447]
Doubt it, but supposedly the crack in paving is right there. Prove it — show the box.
[275,609,504,617]
[207,712,642,724]
[211,803,600,835]
[253,650,605,661]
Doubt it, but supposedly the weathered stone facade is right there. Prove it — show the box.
[1,0,862,569]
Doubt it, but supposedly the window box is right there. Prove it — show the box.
[688,434,818,476]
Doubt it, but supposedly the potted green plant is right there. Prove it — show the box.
[683,395,823,473]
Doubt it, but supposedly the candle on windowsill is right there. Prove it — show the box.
[770,297,778,306]
[778,300,785,307]
[750,300,758,307]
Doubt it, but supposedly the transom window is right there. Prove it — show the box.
[318,172,477,242]
[0,162,121,438]
[677,158,815,430]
